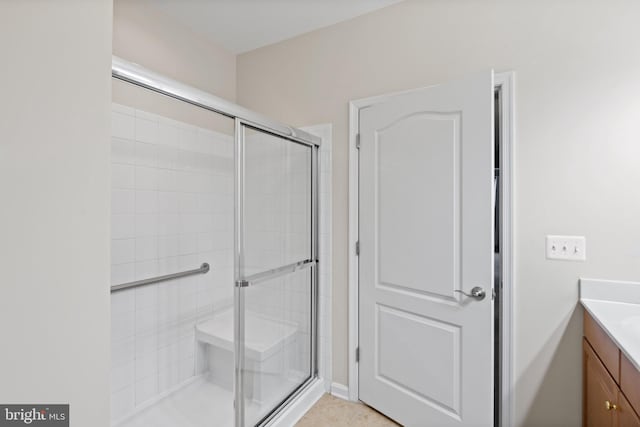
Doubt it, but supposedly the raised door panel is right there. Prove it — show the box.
[376,113,460,300]
[376,304,461,414]
[621,353,640,416]
[584,339,616,427]
[616,391,640,427]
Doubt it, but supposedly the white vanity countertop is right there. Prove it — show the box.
[580,278,640,372]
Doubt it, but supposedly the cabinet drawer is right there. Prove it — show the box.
[584,311,620,383]
[621,353,640,417]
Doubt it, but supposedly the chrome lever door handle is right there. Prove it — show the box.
[454,286,486,301]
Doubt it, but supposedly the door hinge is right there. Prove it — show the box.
[356,133,361,149]
[355,240,360,256]
[356,347,360,363]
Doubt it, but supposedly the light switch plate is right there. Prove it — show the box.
[546,235,586,261]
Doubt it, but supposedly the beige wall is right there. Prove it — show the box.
[0,0,112,425]
[112,1,236,140]
[236,1,640,425]
[113,0,236,101]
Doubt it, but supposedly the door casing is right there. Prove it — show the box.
[346,72,515,426]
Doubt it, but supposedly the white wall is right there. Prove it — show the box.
[0,1,112,425]
[236,1,640,425]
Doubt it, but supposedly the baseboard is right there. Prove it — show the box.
[267,378,326,427]
[330,382,350,401]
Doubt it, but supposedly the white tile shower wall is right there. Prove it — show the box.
[110,103,234,422]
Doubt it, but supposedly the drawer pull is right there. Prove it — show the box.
[605,400,618,411]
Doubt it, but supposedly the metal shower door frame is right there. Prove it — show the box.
[233,118,320,427]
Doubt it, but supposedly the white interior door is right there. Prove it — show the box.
[358,71,495,427]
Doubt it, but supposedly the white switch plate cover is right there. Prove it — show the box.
[546,235,586,261]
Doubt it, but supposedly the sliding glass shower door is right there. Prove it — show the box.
[234,123,318,426]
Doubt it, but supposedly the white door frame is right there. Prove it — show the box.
[347,72,515,426]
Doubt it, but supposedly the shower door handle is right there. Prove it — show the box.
[454,286,486,301]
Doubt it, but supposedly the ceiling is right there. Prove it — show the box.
[148,0,403,54]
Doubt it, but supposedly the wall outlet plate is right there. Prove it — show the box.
[546,235,586,261]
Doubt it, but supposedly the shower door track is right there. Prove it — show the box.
[112,56,321,148]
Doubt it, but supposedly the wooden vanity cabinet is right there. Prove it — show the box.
[583,311,640,427]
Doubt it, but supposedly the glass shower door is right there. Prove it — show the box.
[235,123,317,426]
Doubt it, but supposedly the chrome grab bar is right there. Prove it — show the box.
[110,263,210,293]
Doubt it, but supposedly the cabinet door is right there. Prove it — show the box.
[621,353,640,417]
[584,339,617,427]
[616,391,640,427]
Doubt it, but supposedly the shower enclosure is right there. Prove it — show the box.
[109,57,320,427]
